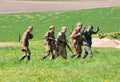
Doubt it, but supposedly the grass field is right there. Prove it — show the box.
[0,42,120,82]
[0,7,120,82]
[0,7,120,42]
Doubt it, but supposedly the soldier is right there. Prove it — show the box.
[56,27,67,59]
[82,25,99,58]
[19,26,33,61]
[111,32,120,39]
[41,25,56,60]
[70,22,83,58]
[98,33,107,39]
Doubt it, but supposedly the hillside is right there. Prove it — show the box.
[0,7,120,41]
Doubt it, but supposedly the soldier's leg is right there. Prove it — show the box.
[87,45,92,58]
[20,54,26,61]
[83,46,88,59]
[61,48,67,59]
[56,45,62,57]
[50,46,56,60]
[41,44,50,60]
[27,48,31,61]
[71,40,78,58]
[77,46,82,58]
[19,49,27,61]
[71,43,77,58]
[84,45,92,58]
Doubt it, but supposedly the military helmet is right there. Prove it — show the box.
[87,25,93,31]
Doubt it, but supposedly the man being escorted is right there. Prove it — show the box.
[56,27,67,59]
[41,25,56,60]
[70,22,83,58]
[82,25,99,58]
[20,26,33,61]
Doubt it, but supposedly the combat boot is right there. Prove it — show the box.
[27,56,30,61]
[71,54,76,58]
[77,54,81,58]
[19,55,26,61]
[50,55,55,60]
[41,55,47,60]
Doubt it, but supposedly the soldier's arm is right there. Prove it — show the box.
[70,30,81,39]
[57,32,65,43]
[92,26,99,34]
[44,32,49,40]
[45,32,55,40]
[21,32,28,48]
[29,33,33,39]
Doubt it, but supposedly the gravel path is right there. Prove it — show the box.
[0,0,120,14]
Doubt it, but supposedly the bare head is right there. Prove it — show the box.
[61,26,67,33]
[49,25,55,32]
[76,22,82,30]
[27,26,33,32]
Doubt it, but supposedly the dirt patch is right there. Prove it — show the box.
[0,38,120,48]
[92,38,120,48]
[0,42,19,47]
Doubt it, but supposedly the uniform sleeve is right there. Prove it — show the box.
[21,32,28,46]
[92,28,99,34]
[29,33,33,39]
[57,32,62,41]
[52,32,55,39]
[57,32,66,43]
[44,32,49,37]
[70,29,80,39]
[44,32,49,40]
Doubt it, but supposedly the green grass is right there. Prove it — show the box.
[0,42,120,82]
[0,6,120,82]
[0,7,120,42]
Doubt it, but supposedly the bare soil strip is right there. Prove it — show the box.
[92,38,120,48]
[0,38,120,48]
[0,42,19,47]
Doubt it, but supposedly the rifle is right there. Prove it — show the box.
[65,41,74,55]
[57,39,73,54]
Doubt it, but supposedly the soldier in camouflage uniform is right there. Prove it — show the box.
[82,25,99,58]
[56,27,67,59]
[70,22,83,58]
[41,25,56,60]
[19,26,33,61]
